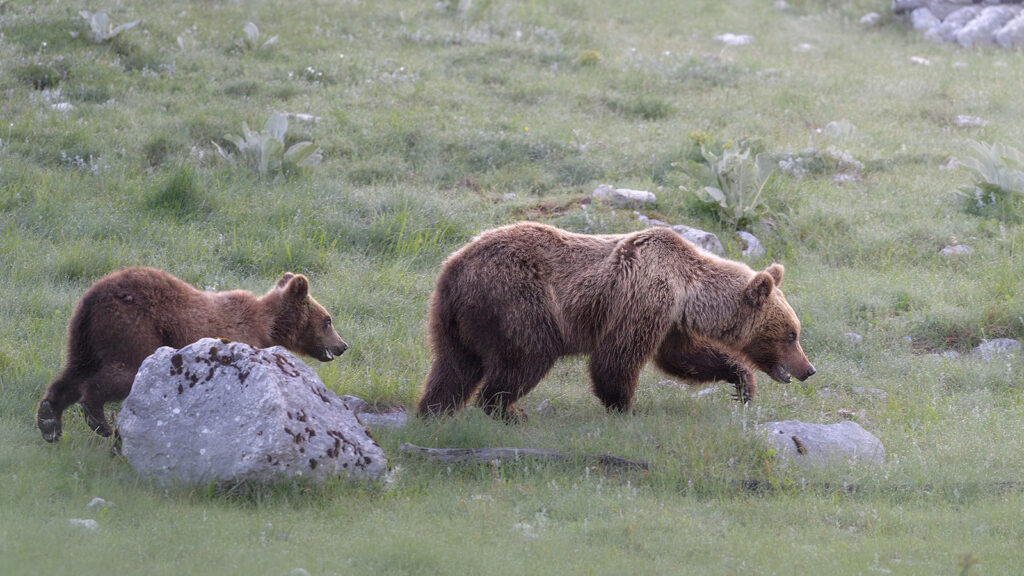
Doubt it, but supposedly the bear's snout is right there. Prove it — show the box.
[320,341,348,362]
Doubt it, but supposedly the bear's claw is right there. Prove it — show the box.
[37,401,62,443]
[82,406,113,437]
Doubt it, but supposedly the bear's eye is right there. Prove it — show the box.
[324,317,332,328]
[787,331,797,342]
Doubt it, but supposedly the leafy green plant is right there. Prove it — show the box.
[957,139,1024,220]
[236,22,278,51]
[675,143,774,228]
[212,113,321,177]
[78,10,140,43]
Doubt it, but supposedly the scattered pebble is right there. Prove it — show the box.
[86,497,111,510]
[713,33,754,46]
[860,12,881,26]
[909,56,931,66]
[954,115,987,128]
[939,244,973,256]
[843,332,863,344]
[69,519,99,531]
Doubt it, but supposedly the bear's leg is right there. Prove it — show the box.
[654,330,756,403]
[37,374,83,443]
[589,353,646,413]
[476,354,556,423]
[78,364,137,437]
[418,337,486,418]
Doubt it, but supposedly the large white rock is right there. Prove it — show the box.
[118,338,386,486]
[759,420,886,466]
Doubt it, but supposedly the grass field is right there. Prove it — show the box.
[2,0,1024,573]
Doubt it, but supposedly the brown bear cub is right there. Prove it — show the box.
[417,222,815,422]
[36,268,348,442]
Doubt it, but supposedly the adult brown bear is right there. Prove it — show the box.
[36,268,348,442]
[417,222,814,421]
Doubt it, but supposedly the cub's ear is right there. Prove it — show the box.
[276,273,296,289]
[765,263,784,287]
[285,274,309,299]
[744,271,775,308]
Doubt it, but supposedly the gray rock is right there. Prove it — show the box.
[69,519,99,530]
[954,114,987,127]
[736,231,765,260]
[972,338,1022,358]
[86,497,111,510]
[118,339,386,486]
[356,411,408,429]
[925,6,982,43]
[861,12,883,25]
[939,244,973,256]
[592,184,656,207]
[911,7,941,29]
[635,212,670,227]
[669,224,724,254]
[996,12,1024,46]
[955,5,1019,47]
[843,332,864,344]
[760,420,886,466]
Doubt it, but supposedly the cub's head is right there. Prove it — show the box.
[272,273,348,362]
[738,264,815,384]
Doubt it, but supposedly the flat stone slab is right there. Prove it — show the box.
[759,420,886,466]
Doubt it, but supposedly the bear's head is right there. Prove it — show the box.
[270,273,349,362]
[738,264,815,383]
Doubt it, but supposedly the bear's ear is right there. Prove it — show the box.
[276,273,296,289]
[744,271,775,308]
[765,263,784,287]
[285,274,309,300]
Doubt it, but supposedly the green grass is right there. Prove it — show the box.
[2,0,1024,573]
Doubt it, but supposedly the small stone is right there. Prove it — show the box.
[843,332,863,344]
[954,115,987,128]
[939,244,972,256]
[592,184,656,207]
[972,338,1022,359]
[668,224,724,254]
[773,0,788,10]
[909,56,931,66]
[356,410,408,429]
[736,231,765,260]
[860,12,881,26]
[713,33,754,46]
[69,519,99,530]
[503,193,518,201]
[86,497,111,510]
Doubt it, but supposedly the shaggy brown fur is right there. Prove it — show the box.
[417,222,814,421]
[36,268,348,442]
